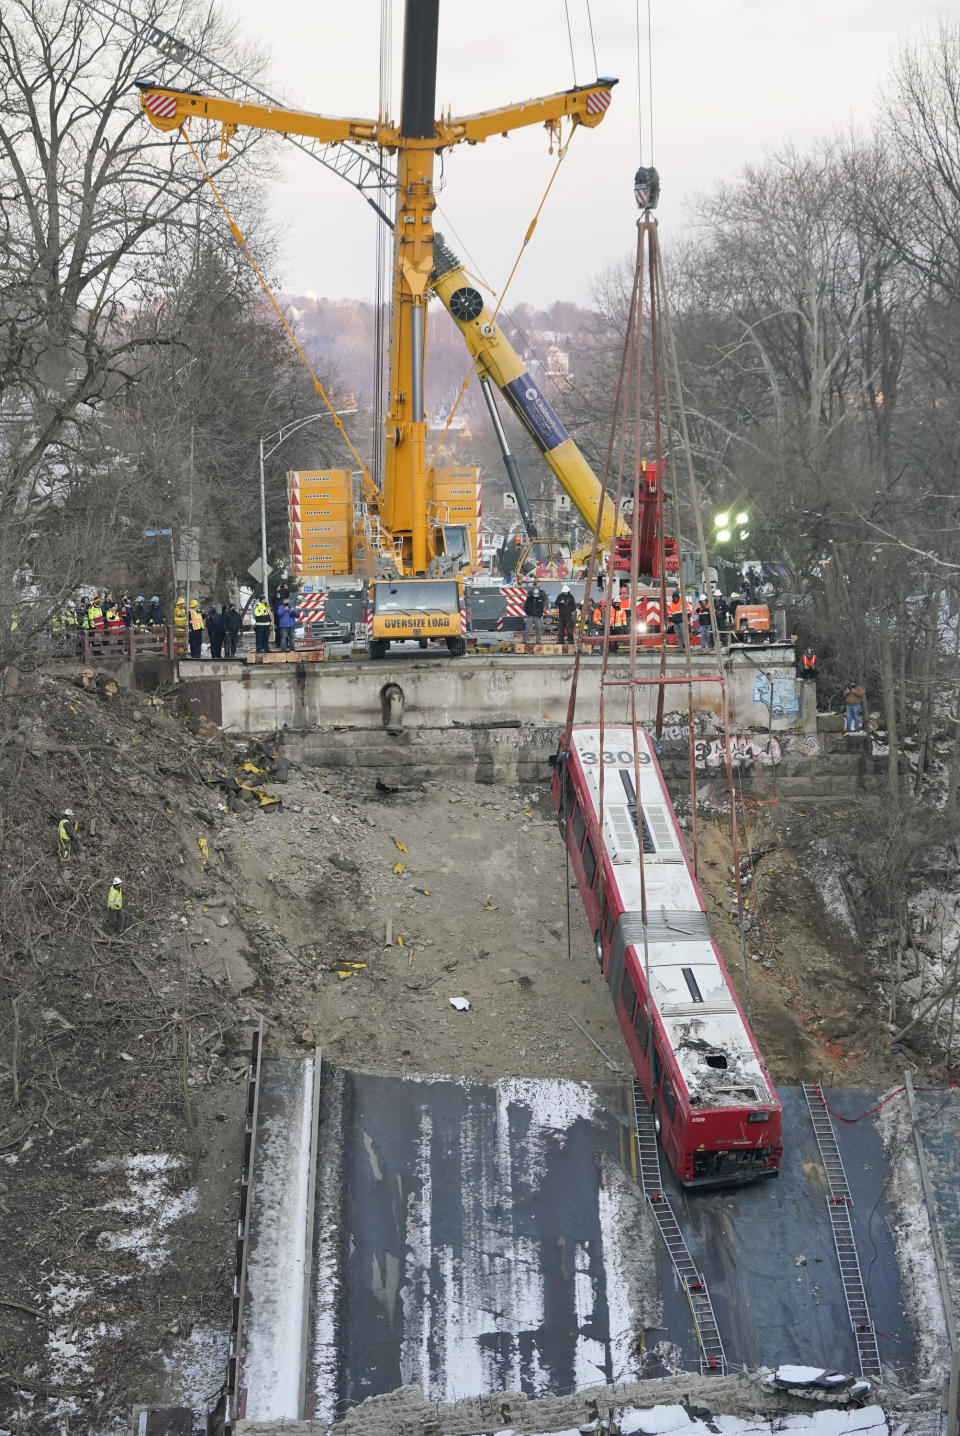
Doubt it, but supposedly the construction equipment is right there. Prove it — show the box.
[433,236,680,595]
[132,0,617,656]
[366,576,465,660]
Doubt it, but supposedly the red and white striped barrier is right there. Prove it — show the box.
[496,584,527,631]
[297,592,326,622]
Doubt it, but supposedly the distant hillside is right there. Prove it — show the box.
[279,292,611,421]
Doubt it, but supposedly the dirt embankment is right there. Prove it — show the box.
[0,670,922,1431]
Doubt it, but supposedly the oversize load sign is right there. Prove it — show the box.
[382,617,451,630]
[504,375,570,453]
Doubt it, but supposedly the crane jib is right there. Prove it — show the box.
[502,375,571,454]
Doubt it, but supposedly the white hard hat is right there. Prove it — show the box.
[63,809,73,817]
[561,584,570,593]
[113,876,122,885]
[699,593,707,601]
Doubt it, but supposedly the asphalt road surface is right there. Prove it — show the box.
[284,1070,918,1421]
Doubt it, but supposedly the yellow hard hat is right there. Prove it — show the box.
[189,599,198,607]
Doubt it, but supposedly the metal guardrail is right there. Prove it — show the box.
[225,1018,265,1434]
[75,626,176,661]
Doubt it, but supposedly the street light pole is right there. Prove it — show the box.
[259,435,268,599]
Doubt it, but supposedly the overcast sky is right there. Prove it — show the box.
[217,0,946,307]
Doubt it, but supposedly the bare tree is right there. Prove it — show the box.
[0,0,267,514]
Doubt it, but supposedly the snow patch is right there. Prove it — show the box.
[877,1099,950,1382]
[94,1152,197,1270]
[162,1322,229,1408]
[515,1405,889,1436]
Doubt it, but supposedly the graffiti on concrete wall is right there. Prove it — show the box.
[778,731,822,757]
[694,734,782,770]
[752,673,800,717]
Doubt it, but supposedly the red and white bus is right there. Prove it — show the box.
[552,723,783,1187]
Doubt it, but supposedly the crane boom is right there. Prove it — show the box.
[432,236,627,550]
[77,0,396,219]
[134,31,616,577]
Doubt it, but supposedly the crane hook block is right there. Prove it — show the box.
[634,165,660,212]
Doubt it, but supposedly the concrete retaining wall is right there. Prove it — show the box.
[177,646,816,738]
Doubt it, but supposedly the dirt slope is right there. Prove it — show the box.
[0,671,920,1431]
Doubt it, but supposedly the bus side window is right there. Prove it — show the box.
[621,971,636,1021]
[604,904,615,946]
[661,1078,677,1126]
[572,805,586,852]
[634,1001,649,1054]
[583,836,598,889]
[651,1044,662,1090]
[562,767,575,817]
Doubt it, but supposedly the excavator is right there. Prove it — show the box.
[129,0,619,656]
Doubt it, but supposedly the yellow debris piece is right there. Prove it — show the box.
[484,903,499,911]
[524,810,534,818]
[238,762,268,774]
[394,861,406,875]
[397,935,404,947]
[197,837,209,868]
[336,970,351,981]
[394,839,408,852]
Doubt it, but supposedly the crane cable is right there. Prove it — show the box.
[179,126,369,479]
[635,0,655,164]
[427,126,576,469]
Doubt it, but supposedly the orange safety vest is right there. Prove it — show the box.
[188,608,204,631]
[667,598,683,619]
[592,605,603,626]
[802,650,817,669]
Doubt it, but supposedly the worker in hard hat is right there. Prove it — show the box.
[131,595,148,626]
[555,584,577,645]
[106,877,123,933]
[187,599,204,659]
[58,810,79,862]
[695,593,713,649]
[146,595,165,627]
[253,595,272,653]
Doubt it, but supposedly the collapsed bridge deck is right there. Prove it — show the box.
[236,1065,917,1427]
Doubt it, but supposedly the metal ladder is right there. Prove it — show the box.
[632,1081,726,1375]
[802,1083,882,1381]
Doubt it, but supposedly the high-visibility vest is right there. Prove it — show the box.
[87,604,104,630]
[107,885,123,911]
[802,651,817,669]
[592,606,603,627]
[254,601,271,623]
[106,607,124,633]
[188,607,204,631]
[667,598,682,619]
[58,818,73,846]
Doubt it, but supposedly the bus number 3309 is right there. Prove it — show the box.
[579,748,652,766]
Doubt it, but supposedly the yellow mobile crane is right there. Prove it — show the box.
[432,233,629,577]
[134,0,617,656]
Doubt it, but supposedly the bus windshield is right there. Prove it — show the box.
[374,580,460,615]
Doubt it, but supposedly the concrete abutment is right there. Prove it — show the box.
[173,650,883,797]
